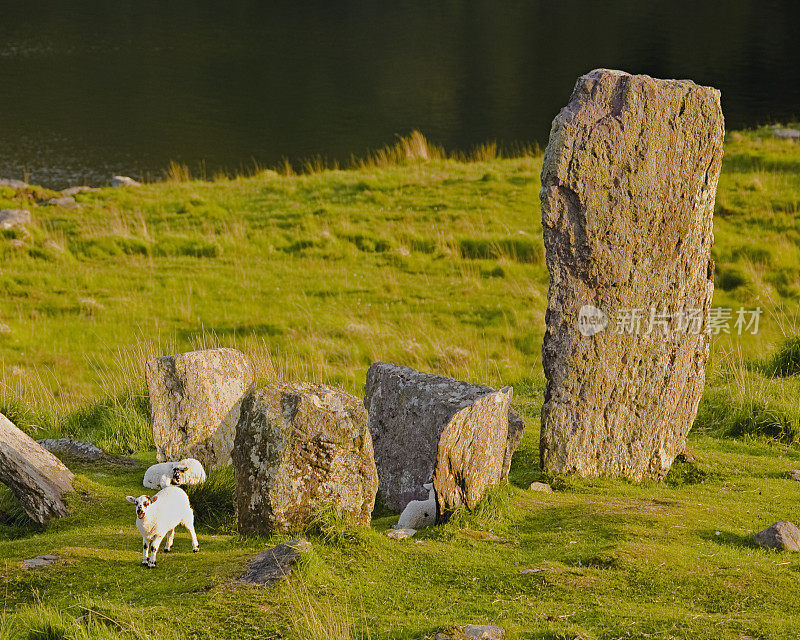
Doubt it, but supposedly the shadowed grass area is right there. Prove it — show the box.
[3,129,800,638]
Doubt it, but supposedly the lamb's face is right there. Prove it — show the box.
[126,494,158,519]
[171,465,188,485]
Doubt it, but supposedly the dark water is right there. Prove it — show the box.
[1,0,799,189]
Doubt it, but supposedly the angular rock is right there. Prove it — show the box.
[540,69,724,480]
[233,382,378,535]
[462,626,506,640]
[364,363,523,512]
[46,196,78,208]
[0,178,28,190]
[754,522,800,551]
[146,348,253,469]
[110,175,141,187]
[385,528,416,540]
[240,538,311,586]
[0,209,31,230]
[529,482,553,493]
[0,413,75,524]
[23,554,58,568]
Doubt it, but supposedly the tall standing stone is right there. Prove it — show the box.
[146,348,254,469]
[233,382,378,535]
[0,413,75,525]
[540,69,724,480]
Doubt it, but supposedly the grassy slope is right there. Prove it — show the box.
[2,130,800,639]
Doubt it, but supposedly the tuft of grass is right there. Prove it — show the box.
[768,335,800,376]
[305,502,370,547]
[184,467,236,533]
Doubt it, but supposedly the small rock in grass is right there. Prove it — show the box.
[790,470,800,481]
[46,196,78,208]
[520,567,546,574]
[773,128,800,139]
[529,482,553,493]
[0,209,31,230]
[0,178,28,190]
[754,522,800,551]
[240,538,311,586]
[385,528,416,540]
[61,186,97,196]
[37,439,105,462]
[23,555,58,568]
[110,175,141,187]
[462,625,506,639]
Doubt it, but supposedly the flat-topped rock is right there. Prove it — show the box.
[540,69,724,480]
[364,363,518,515]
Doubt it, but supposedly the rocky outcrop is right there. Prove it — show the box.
[540,69,724,481]
[233,382,378,535]
[110,175,141,187]
[754,522,800,551]
[240,538,311,586]
[364,363,518,514]
[0,209,31,230]
[0,413,75,524]
[146,348,254,469]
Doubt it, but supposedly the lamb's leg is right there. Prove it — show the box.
[141,538,150,566]
[163,528,176,552]
[183,512,199,552]
[147,534,164,568]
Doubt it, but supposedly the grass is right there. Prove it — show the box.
[2,128,800,638]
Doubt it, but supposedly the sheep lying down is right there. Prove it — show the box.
[126,486,199,568]
[395,482,437,530]
[143,458,206,490]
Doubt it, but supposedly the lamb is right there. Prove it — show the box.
[126,485,199,568]
[395,482,437,530]
[170,458,207,486]
[143,458,206,489]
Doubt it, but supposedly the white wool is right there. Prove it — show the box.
[171,458,206,486]
[396,483,437,530]
[126,485,199,567]
[143,462,176,489]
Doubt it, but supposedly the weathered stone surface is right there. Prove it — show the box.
[61,186,98,196]
[23,554,59,568]
[146,348,253,469]
[385,527,416,540]
[540,69,724,480]
[529,482,553,493]
[754,522,800,551]
[0,178,28,190]
[0,413,75,524]
[437,626,506,640]
[110,175,141,187]
[240,538,311,585]
[37,438,135,466]
[233,382,378,535]
[364,363,523,512]
[47,196,78,208]
[434,387,512,514]
[0,209,31,230]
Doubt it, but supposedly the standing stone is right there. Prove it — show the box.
[233,382,378,535]
[364,363,519,513]
[0,413,75,525]
[146,348,253,469]
[540,69,724,480]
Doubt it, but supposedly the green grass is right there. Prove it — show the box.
[3,128,800,638]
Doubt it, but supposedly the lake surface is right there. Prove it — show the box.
[1,0,799,188]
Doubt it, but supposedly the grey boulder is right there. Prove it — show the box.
[110,175,141,187]
[240,538,311,586]
[0,209,31,230]
[146,347,254,469]
[754,522,800,551]
[233,382,378,535]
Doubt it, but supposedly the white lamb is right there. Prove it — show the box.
[395,482,437,530]
[125,485,199,568]
[143,458,206,489]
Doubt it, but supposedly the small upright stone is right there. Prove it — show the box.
[754,522,800,551]
[540,69,724,480]
[233,382,378,535]
[110,175,141,187]
[146,348,253,469]
[364,363,523,513]
[0,209,31,230]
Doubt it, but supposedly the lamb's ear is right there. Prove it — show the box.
[125,496,136,504]
[150,495,158,503]
[423,482,433,491]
